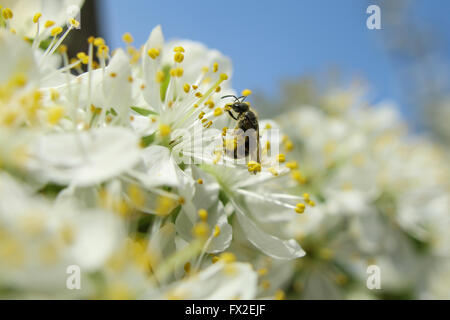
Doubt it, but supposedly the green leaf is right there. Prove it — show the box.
[140,133,156,148]
[160,64,172,102]
[131,106,158,116]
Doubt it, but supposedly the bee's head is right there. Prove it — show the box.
[222,95,250,113]
[231,102,249,113]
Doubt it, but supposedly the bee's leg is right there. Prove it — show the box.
[227,110,238,121]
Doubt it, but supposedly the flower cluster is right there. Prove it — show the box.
[0,1,310,299]
[276,85,450,299]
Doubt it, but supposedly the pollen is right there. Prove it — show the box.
[277,154,286,163]
[46,106,64,125]
[183,83,190,93]
[147,48,160,59]
[247,161,261,173]
[197,178,203,184]
[213,225,221,237]
[109,72,117,78]
[50,27,63,37]
[268,167,278,176]
[122,32,134,44]
[44,20,55,28]
[212,256,219,264]
[295,203,305,214]
[174,52,184,63]
[198,209,208,221]
[2,8,13,20]
[159,123,171,137]
[213,108,223,117]
[213,62,219,72]
[241,89,252,96]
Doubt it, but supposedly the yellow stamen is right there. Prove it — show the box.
[198,209,208,221]
[241,89,252,96]
[50,27,63,37]
[122,32,134,44]
[44,20,55,28]
[147,48,160,59]
[33,12,42,23]
[159,124,171,137]
[247,161,261,173]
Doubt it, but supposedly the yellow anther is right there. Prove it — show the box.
[268,167,278,176]
[174,52,184,63]
[212,256,219,264]
[224,104,232,111]
[58,44,68,54]
[284,139,294,152]
[295,203,305,214]
[213,108,223,117]
[213,62,219,72]
[173,46,185,53]
[258,268,268,276]
[128,76,133,82]
[70,18,80,28]
[9,28,16,34]
[241,89,252,96]
[220,73,228,81]
[156,70,165,83]
[205,99,215,109]
[264,123,272,130]
[50,27,63,37]
[303,193,310,200]
[213,225,221,237]
[183,83,190,93]
[2,8,13,20]
[285,161,298,169]
[159,124,171,137]
[195,92,203,98]
[94,37,105,47]
[97,45,109,59]
[33,12,42,23]
[46,106,64,125]
[318,248,334,260]
[261,280,271,290]
[277,154,286,163]
[87,36,95,44]
[247,161,261,173]
[291,170,306,184]
[202,66,209,73]
[147,48,160,59]
[198,209,208,221]
[44,20,55,28]
[215,86,221,93]
[204,120,213,128]
[110,72,117,78]
[192,222,209,239]
[155,196,176,217]
[122,32,134,44]
[127,184,145,208]
[198,111,205,119]
[201,118,208,124]
[76,52,89,64]
[219,252,236,263]
[50,89,60,101]
[175,67,184,77]
[274,290,285,300]
[307,199,315,207]
[178,197,185,205]
[192,85,198,90]
[197,179,203,184]
[193,104,199,108]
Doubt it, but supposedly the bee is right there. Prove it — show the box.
[221,95,261,171]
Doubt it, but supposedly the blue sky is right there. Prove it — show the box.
[98,0,450,123]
